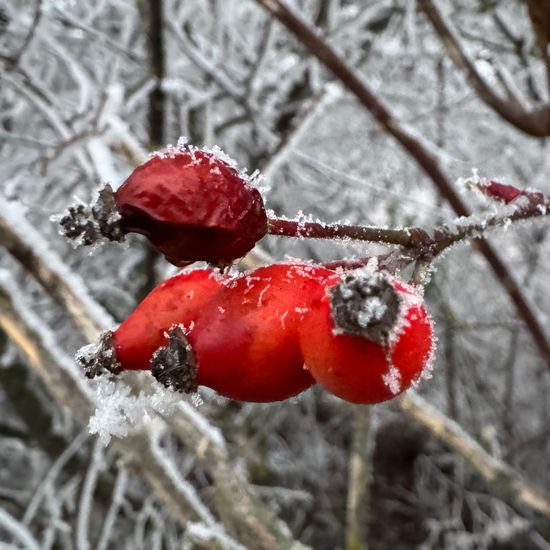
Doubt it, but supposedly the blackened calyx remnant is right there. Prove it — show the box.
[77,330,122,378]
[330,270,401,346]
[150,326,198,393]
[58,184,124,245]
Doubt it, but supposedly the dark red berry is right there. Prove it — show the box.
[59,144,268,267]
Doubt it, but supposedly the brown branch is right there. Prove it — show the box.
[525,0,550,98]
[267,217,414,246]
[254,0,550,367]
[146,0,166,146]
[419,0,550,136]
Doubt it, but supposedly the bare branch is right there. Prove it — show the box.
[11,0,42,65]
[398,392,550,518]
[345,406,376,550]
[267,216,415,247]
[525,0,550,97]
[419,0,550,136]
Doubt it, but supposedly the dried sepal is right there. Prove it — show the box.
[150,325,198,394]
[76,330,122,378]
[58,184,124,246]
[330,270,401,346]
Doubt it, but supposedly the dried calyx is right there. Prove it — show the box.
[329,270,401,345]
[58,184,124,246]
[76,330,122,378]
[150,326,198,393]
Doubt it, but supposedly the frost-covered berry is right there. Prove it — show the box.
[299,268,434,404]
[77,269,226,384]
[59,144,267,266]
[157,263,339,402]
[78,263,340,403]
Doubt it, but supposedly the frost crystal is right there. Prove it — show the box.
[382,363,402,395]
[88,378,180,446]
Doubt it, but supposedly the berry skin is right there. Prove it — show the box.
[298,270,433,404]
[115,147,267,266]
[152,263,340,402]
[78,269,226,379]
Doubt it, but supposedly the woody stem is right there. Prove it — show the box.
[266,217,415,247]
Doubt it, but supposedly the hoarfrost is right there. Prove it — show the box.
[88,378,181,446]
[382,362,402,395]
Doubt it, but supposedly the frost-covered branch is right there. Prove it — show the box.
[419,0,550,137]
[398,392,550,519]
[0,507,41,550]
[345,406,376,550]
[267,216,415,247]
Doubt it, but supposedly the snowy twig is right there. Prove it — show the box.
[95,470,128,550]
[10,0,42,65]
[419,0,550,137]
[345,406,376,550]
[398,392,550,518]
[267,216,415,246]
[0,507,41,550]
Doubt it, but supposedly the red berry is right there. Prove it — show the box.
[299,269,434,404]
[78,269,226,378]
[193,263,340,401]
[60,145,267,266]
[115,146,267,266]
[152,263,340,402]
[115,269,227,370]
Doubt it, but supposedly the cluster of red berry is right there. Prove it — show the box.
[69,144,434,404]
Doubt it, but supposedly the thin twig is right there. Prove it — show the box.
[267,216,414,246]
[419,0,550,136]
[345,406,376,550]
[11,0,42,64]
[398,392,550,518]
